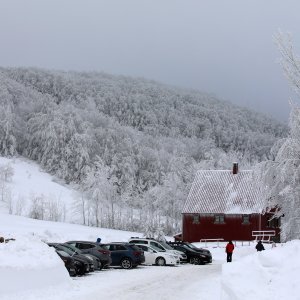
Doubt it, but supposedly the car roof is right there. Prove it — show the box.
[47,242,60,246]
[67,241,98,244]
[129,237,155,240]
[103,242,131,245]
[129,238,160,243]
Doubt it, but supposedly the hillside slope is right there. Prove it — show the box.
[0,67,288,233]
[0,156,77,222]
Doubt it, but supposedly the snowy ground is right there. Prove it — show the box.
[1,157,299,299]
[0,213,224,300]
[1,213,299,300]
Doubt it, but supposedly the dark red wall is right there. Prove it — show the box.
[182,213,280,242]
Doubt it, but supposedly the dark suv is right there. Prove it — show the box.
[102,242,145,269]
[66,241,112,269]
[167,241,212,264]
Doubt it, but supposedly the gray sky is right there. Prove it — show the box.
[1,0,300,122]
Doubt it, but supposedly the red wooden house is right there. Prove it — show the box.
[181,163,280,242]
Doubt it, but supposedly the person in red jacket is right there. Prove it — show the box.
[225,240,234,262]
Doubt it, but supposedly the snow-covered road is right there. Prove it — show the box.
[70,262,222,300]
[1,263,222,300]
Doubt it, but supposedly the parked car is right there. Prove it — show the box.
[49,244,91,275]
[128,237,188,263]
[65,241,112,269]
[167,241,212,264]
[61,243,101,270]
[48,243,95,272]
[55,249,88,276]
[55,250,77,276]
[137,244,180,266]
[102,242,145,269]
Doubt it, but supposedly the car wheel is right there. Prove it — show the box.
[194,257,201,265]
[76,265,85,276]
[121,258,132,269]
[190,257,196,264]
[98,261,103,270]
[156,257,166,266]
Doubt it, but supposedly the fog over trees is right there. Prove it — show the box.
[0,67,287,234]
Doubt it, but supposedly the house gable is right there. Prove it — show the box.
[182,170,263,214]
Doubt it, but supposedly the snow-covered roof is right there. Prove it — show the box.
[182,170,264,214]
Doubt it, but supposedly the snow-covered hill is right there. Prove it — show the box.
[0,156,78,222]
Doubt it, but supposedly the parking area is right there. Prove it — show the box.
[68,262,222,300]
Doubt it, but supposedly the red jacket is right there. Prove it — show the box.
[226,243,234,253]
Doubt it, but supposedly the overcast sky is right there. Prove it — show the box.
[1,0,300,122]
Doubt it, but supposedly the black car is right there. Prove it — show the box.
[55,250,77,276]
[61,243,101,270]
[48,244,90,275]
[66,241,112,269]
[48,243,95,272]
[102,242,145,269]
[167,241,212,264]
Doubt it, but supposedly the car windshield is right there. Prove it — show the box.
[159,241,173,250]
[101,244,110,250]
[129,244,142,251]
[185,243,200,250]
[57,250,70,258]
[58,245,75,256]
[63,243,83,254]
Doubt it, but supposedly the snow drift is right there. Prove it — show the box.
[221,240,300,300]
[0,236,70,295]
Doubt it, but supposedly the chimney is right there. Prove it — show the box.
[232,162,238,175]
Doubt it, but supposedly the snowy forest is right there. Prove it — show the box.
[0,67,287,234]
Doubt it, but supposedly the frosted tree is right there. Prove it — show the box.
[275,31,300,97]
[29,194,46,220]
[255,105,300,241]
[0,164,14,210]
[0,96,16,156]
[82,159,118,228]
[0,163,14,182]
[73,191,88,225]
[255,32,300,241]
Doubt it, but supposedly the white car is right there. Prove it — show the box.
[128,237,187,263]
[137,244,180,266]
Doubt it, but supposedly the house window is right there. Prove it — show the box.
[214,214,225,224]
[242,214,250,224]
[192,215,200,224]
[267,217,280,228]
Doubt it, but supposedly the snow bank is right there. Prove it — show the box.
[0,236,71,295]
[221,241,300,300]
